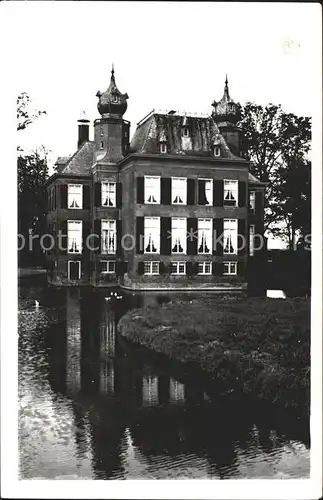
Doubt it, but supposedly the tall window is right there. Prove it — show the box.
[249,224,255,256]
[67,221,82,254]
[249,191,255,212]
[198,219,212,254]
[144,176,160,204]
[102,182,116,207]
[101,260,116,273]
[214,147,221,157]
[171,261,186,275]
[198,262,212,275]
[144,217,160,254]
[198,179,213,205]
[224,180,238,206]
[183,127,189,137]
[144,261,160,275]
[223,261,237,275]
[102,220,116,254]
[171,218,186,254]
[223,219,238,254]
[172,177,187,204]
[68,184,82,209]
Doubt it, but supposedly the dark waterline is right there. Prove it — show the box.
[18,277,310,479]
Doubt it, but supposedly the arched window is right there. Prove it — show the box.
[214,146,220,157]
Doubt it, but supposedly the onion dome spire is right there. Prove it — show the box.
[211,75,240,125]
[96,65,129,118]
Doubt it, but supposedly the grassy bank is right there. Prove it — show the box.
[118,297,310,415]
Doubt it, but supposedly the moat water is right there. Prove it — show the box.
[18,277,310,479]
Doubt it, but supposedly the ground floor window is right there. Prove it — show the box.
[171,261,186,275]
[144,261,160,275]
[223,261,237,275]
[198,261,212,275]
[68,260,81,280]
[101,260,116,274]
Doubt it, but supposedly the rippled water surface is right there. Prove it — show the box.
[18,278,310,479]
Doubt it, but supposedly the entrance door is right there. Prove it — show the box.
[68,261,80,280]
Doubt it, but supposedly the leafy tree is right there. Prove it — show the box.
[18,147,48,235]
[17,93,48,264]
[17,92,46,131]
[238,103,311,246]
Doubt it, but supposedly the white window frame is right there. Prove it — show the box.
[223,261,237,275]
[112,94,119,103]
[171,261,186,275]
[68,260,81,280]
[198,262,212,275]
[171,217,187,255]
[224,180,238,207]
[197,218,212,254]
[101,260,116,274]
[101,219,116,255]
[223,218,238,255]
[249,224,255,256]
[198,178,213,206]
[144,261,160,275]
[249,191,256,212]
[144,217,160,254]
[144,176,160,204]
[102,182,116,207]
[172,177,187,205]
[160,143,167,154]
[214,147,221,157]
[67,220,82,254]
[68,184,83,209]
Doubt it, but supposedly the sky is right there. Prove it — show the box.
[7,2,320,163]
[1,0,322,248]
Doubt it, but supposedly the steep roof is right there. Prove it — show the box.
[129,111,241,160]
[61,141,95,176]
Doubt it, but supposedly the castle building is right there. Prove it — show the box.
[45,69,266,291]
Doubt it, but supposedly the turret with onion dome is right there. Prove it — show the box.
[96,65,129,118]
[211,75,241,125]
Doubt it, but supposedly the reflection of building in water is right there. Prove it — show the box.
[66,289,81,396]
[142,375,159,406]
[99,304,116,394]
[100,305,116,358]
[169,377,185,404]
[100,359,115,395]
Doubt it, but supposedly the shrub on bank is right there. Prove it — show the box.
[118,297,310,414]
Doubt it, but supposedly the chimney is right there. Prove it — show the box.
[77,112,90,148]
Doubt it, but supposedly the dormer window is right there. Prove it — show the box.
[183,127,189,138]
[112,95,119,103]
[214,147,221,157]
[160,143,167,154]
